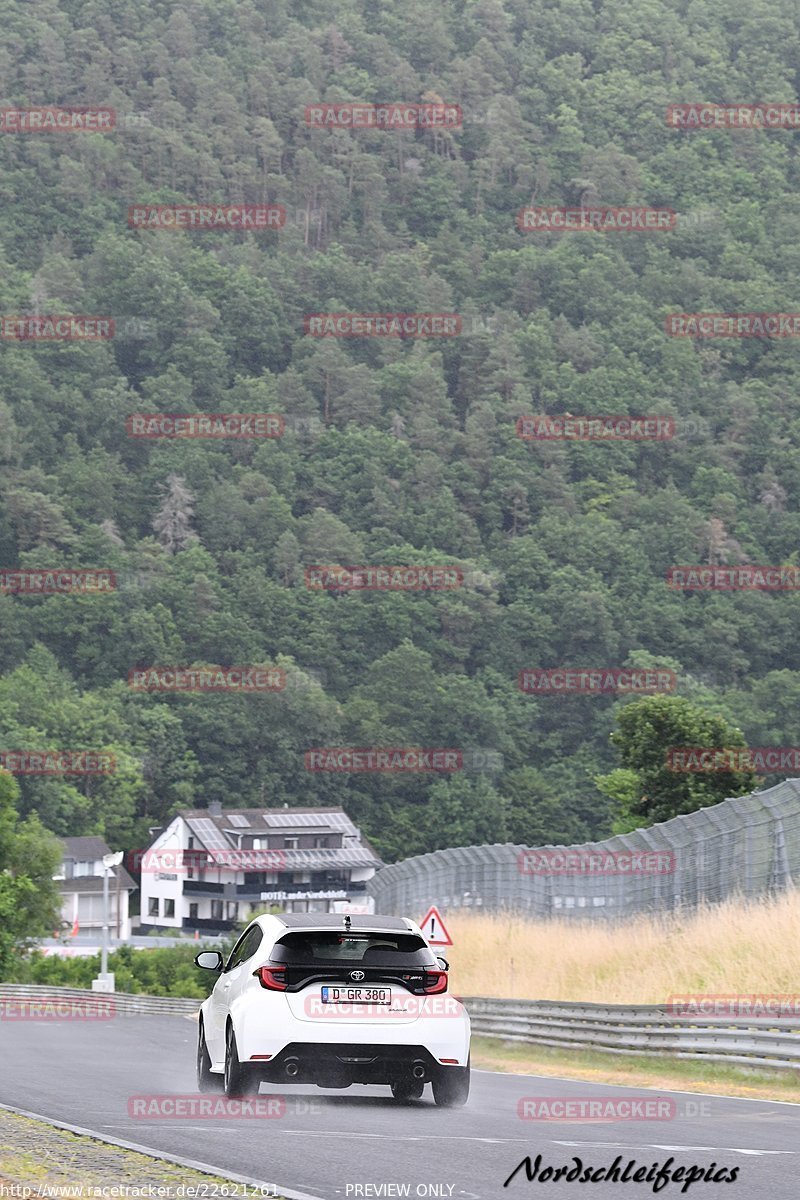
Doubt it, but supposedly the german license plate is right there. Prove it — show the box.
[321,986,391,1004]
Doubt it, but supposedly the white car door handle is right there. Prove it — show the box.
[223,982,232,990]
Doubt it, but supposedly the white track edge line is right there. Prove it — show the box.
[473,1068,800,1105]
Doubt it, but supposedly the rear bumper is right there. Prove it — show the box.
[248,1042,466,1084]
[235,994,470,1067]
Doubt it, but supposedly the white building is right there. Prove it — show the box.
[56,836,136,940]
[137,804,382,934]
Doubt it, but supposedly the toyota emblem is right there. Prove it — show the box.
[350,969,365,981]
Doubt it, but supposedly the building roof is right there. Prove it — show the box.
[178,806,383,865]
[59,837,137,891]
[61,836,112,860]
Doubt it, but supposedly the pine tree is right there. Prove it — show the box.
[153,475,198,554]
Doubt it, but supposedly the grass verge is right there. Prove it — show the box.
[0,1107,282,1194]
[444,892,800,1003]
[470,1034,800,1102]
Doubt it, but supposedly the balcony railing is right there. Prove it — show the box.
[182,916,235,933]
[181,878,368,898]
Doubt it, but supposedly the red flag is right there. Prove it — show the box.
[70,917,79,937]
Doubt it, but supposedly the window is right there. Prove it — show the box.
[271,932,436,967]
[224,924,263,972]
[313,837,329,848]
[210,900,224,919]
[148,897,159,917]
[164,899,175,918]
[188,836,194,848]
[77,895,106,923]
[189,903,198,919]
[283,836,299,849]
[227,902,239,921]
[312,871,346,889]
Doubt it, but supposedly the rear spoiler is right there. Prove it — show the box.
[274,917,417,935]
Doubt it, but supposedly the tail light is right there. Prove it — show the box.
[422,969,448,994]
[254,965,287,991]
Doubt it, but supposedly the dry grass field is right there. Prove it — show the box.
[442,890,800,1002]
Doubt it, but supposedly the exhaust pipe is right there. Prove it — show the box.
[412,1061,426,1079]
[284,1057,300,1078]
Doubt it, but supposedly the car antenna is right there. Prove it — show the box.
[343,914,351,932]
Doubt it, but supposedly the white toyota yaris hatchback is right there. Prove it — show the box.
[195,913,470,1106]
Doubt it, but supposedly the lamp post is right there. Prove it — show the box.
[93,851,123,992]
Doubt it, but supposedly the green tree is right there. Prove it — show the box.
[0,770,61,977]
[597,695,757,829]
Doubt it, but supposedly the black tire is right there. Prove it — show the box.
[431,1056,470,1107]
[391,1078,425,1101]
[223,1022,260,1097]
[196,1019,223,1092]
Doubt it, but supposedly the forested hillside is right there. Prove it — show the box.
[1,0,800,861]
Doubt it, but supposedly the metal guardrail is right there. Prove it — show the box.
[0,984,200,1017]
[461,996,800,1071]
[2,984,798,1071]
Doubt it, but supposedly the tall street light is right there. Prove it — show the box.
[100,851,124,987]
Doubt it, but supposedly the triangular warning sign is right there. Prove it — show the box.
[419,905,453,946]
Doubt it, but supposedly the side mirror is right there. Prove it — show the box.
[436,956,449,971]
[195,950,223,971]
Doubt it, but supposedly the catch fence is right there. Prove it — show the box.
[368,778,800,920]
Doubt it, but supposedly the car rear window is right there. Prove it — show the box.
[270,931,437,967]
